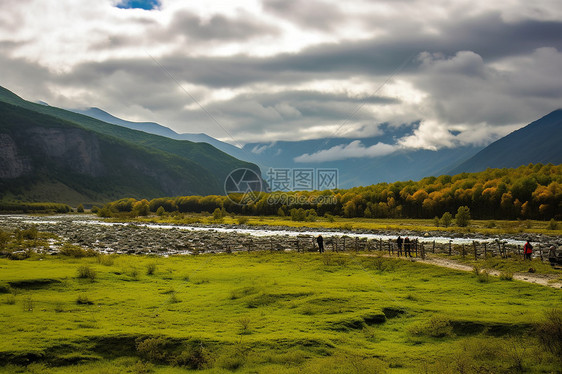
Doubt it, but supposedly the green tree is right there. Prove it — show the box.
[212,207,224,221]
[290,208,306,221]
[77,204,84,213]
[156,206,165,217]
[455,206,471,227]
[433,216,440,227]
[0,230,10,250]
[440,212,453,227]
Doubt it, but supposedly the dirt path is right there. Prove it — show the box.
[406,255,562,289]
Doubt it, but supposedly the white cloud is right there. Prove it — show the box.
[1,0,561,150]
[294,140,398,162]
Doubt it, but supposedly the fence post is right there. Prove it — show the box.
[343,237,346,251]
[388,240,392,255]
[483,242,487,258]
[432,240,435,254]
[355,237,359,252]
[296,238,300,253]
[449,240,452,256]
[421,242,425,259]
[473,241,478,260]
[462,244,466,258]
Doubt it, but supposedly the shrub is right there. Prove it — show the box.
[169,292,180,304]
[409,315,453,337]
[91,206,100,214]
[173,343,213,369]
[5,294,16,305]
[21,226,38,240]
[96,254,115,266]
[485,220,496,228]
[473,267,490,283]
[146,263,157,275]
[477,270,490,283]
[97,206,113,218]
[136,337,168,363]
[499,271,513,280]
[0,230,10,249]
[76,294,94,305]
[77,265,96,280]
[77,204,85,213]
[325,213,335,222]
[22,297,33,312]
[237,217,249,225]
[130,267,140,280]
[237,316,251,334]
[547,218,559,230]
[60,243,96,258]
[433,216,440,227]
[535,308,562,359]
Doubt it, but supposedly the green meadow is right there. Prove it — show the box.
[1,251,561,373]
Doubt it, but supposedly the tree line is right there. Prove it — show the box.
[98,163,562,220]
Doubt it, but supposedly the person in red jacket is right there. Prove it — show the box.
[523,240,533,260]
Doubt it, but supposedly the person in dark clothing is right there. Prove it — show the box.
[404,237,412,257]
[317,235,324,253]
[396,236,403,257]
[548,245,557,266]
[523,240,533,260]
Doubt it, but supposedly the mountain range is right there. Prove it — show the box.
[68,108,483,188]
[69,103,562,189]
[449,109,562,174]
[0,86,261,205]
[1,83,561,206]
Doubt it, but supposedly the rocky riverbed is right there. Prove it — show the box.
[0,214,560,256]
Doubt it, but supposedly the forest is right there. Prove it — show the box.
[100,163,562,220]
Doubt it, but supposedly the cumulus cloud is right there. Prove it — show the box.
[294,140,398,162]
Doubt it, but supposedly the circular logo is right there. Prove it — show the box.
[224,168,264,205]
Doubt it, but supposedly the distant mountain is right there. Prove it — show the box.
[0,86,261,205]
[71,107,255,164]
[70,106,487,188]
[243,136,482,189]
[449,109,562,174]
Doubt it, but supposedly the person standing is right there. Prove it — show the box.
[548,245,557,266]
[523,240,533,260]
[317,235,324,253]
[404,237,412,257]
[397,236,403,257]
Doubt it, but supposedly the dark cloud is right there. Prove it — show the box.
[263,0,344,31]
[167,11,280,42]
[2,2,562,148]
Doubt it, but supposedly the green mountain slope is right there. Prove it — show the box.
[449,109,562,174]
[0,86,261,205]
[0,86,260,182]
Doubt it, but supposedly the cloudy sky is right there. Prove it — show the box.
[1,0,561,161]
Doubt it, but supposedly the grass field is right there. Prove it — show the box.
[1,251,561,373]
